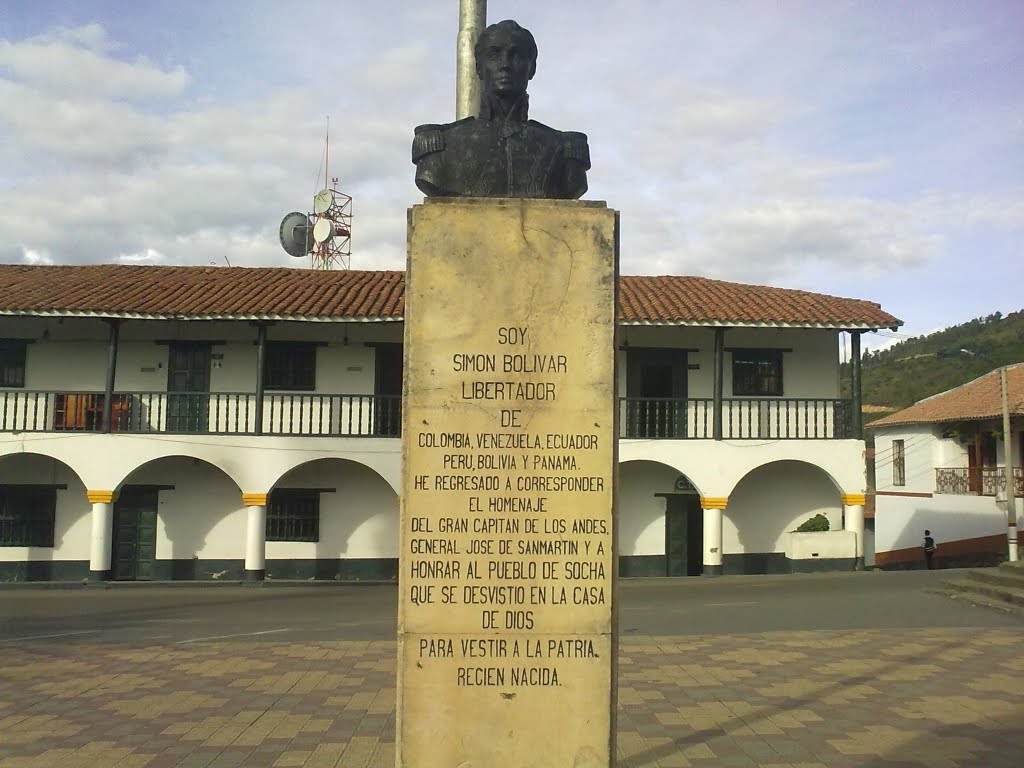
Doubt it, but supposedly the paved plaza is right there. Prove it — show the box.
[1,572,1022,767]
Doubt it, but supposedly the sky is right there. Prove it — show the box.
[0,0,1021,351]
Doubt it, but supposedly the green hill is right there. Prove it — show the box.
[840,309,1024,413]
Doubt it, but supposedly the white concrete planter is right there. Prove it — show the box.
[785,530,857,572]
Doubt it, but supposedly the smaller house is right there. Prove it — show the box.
[870,363,1024,568]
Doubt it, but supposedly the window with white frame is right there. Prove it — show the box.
[892,439,906,487]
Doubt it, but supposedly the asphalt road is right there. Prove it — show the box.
[1,569,1019,647]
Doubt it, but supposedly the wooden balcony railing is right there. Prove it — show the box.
[0,390,402,438]
[3,390,853,441]
[935,466,1024,497]
[619,397,853,440]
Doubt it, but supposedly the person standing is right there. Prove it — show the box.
[922,529,937,569]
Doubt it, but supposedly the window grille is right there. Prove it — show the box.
[892,439,906,487]
[267,489,320,542]
[0,340,27,388]
[264,343,317,391]
[0,486,56,547]
[732,349,783,396]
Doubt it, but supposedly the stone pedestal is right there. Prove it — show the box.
[398,198,618,768]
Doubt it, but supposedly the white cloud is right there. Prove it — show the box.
[35,23,116,53]
[0,2,1020,349]
[0,79,169,165]
[20,247,53,265]
[0,27,186,100]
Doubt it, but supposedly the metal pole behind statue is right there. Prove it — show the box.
[1001,366,1019,561]
[456,0,486,119]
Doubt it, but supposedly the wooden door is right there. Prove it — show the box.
[112,487,159,581]
[374,344,403,436]
[664,494,703,576]
[626,349,688,438]
[166,343,211,433]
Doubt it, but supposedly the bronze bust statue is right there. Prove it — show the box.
[412,20,590,199]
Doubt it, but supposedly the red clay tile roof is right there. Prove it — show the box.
[869,363,1024,428]
[618,275,898,328]
[0,264,900,329]
[0,265,404,321]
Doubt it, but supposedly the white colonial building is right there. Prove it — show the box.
[870,364,1023,568]
[0,264,899,581]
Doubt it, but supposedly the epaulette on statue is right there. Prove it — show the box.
[411,124,444,163]
[563,131,591,169]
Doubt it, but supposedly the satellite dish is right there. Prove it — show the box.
[279,211,313,258]
[313,218,335,243]
[313,188,335,215]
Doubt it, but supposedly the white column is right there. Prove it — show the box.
[243,493,267,581]
[842,493,866,570]
[701,498,726,576]
[87,491,115,581]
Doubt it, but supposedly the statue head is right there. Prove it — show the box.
[474,20,537,100]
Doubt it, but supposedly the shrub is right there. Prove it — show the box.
[795,514,830,532]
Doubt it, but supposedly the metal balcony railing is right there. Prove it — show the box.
[619,397,853,440]
[0,390,402,438]
[935,466,1024,496]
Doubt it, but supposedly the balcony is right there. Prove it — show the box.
[619,397,853,440]
[2,391,854,441]
[935,467,1024,497]
[0,390,402,438]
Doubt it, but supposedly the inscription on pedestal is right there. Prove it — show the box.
[398,199,618,768]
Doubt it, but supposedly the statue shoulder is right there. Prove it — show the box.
[561,130,591,169]
[412,118,475,163]
[525,122,590,169]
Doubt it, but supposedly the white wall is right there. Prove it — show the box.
[266,459,399,561]
[723,328,840,399]
[617,461,678,556]
[616,327,841,400]
[0,432,401,499]
[786,530,856,560]
[725,460,843,554]
[0,454,92,562]
[3,316,396,396]
[618,438,863,499]
[872,424,942,494]
[875,493,1007,554]
[123,457,246,560]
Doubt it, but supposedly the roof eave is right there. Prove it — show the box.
[2,310,897,329]
[0,310,403,323]
[618,320,900,330]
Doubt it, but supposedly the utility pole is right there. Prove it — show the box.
[1001,366,1018,561]
[456,0,486,119]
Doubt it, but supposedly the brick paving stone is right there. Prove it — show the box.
[2,628,1024,766]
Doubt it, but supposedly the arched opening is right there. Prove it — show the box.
[267,458,399,581]
[726,460,842,575]
[115,456,243,580]
[0,453,89,581]
[619,459,702,577]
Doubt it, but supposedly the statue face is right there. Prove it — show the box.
[476,29,535,98]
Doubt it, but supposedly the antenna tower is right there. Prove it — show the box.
[279,120,353,270]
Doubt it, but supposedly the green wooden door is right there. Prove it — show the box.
[112,487,159,581]
[665,496,689,577]
[167,343,211,433]
[626,348,688,438]
[665,494,703,576]
[373,343,403,436]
